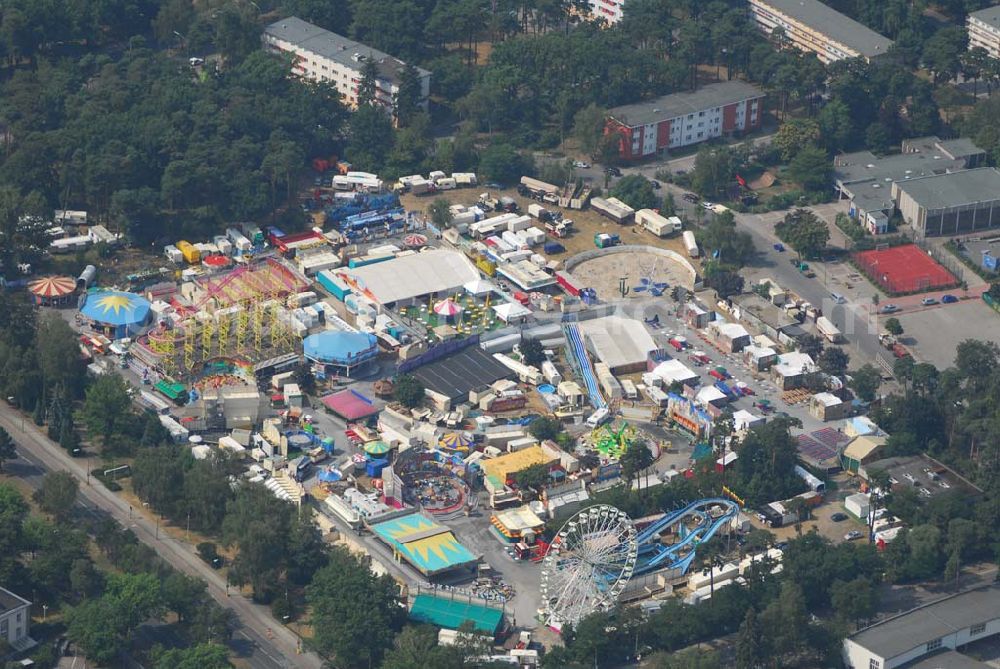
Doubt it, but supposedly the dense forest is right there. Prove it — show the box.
[2,0,1000,256]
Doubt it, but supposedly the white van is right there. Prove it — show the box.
[586,407,610,428]
[830,292,846,304]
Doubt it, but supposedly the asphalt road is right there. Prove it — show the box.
[645,179,891,368]
[0,404,322,669]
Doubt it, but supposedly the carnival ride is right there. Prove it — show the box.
[539,505,637,629]
[539,499,740,628]
[140,259,308,378]
[633,498,739,576]
[563,323,605,409]
[591,422,637,459]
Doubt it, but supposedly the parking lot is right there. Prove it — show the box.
[897,298,1000,368]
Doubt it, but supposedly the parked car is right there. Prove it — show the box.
[831,513,848,522]
[682,193,700,203]
[484,182,505,189]
[573,160,591,169]
[605,166,622,177]
[701,201,716,210]
[844,530,863,541]
[650,180,661,190]
[880,304,900,313]
[773,243,785,252]
[941,294,958,303]
[920,297,938,306]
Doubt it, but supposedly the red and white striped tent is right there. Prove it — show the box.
[433,298,464,317]
[27,276,76,306]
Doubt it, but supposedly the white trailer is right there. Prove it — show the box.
[621,379,638,399]
[541,360,562,385]
[590,197,635,224]
[635,209,674,237]
[816,316,841,343]
[683,230,700,258]
[520,176,559,196]
[452,172,477,186]
[492,353,543,385]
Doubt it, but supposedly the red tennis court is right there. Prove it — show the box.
[853,244,958,294]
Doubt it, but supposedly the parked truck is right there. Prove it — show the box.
[683,230,700,258]
[545,219,571,238]
[519,176,560,198]
[594,233,621,249]
[527,203,553,221]
[816,316,841,343]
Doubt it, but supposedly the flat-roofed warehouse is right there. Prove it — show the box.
[892,167,1000,237]
[842,582,1000,669]
[408,345,514,404]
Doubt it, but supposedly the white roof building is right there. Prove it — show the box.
[342,250,480,306]
[652,359,699,385]
[578,316,658,373]
[733,408,765,431]
[696,385,728,407]
[773,351,817,378]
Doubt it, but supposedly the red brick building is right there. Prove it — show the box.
[605,81,765,161]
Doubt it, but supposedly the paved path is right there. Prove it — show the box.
[0,404,322,669]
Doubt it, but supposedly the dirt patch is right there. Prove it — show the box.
[569,248,695,299]
[401,186,697,266]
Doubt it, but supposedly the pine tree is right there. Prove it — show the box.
[32,398,45,426]
[393,62,422,127]
[60,415,80,454]
[736,608,764,669]
[357,58,380,107]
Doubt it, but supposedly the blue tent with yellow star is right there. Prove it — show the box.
[80,290,152,339]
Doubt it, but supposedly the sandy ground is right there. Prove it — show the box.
[400,186,695,263]
[570,249,696,299]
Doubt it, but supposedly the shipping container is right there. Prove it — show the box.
[176,240,201,264]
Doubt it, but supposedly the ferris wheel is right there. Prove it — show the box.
[539,505,638,629]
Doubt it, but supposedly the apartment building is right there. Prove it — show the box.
[263,17,430,113]
[589,0,626,23]
[968,6,1000,58]
[605,81,765,160]
[0,588,32,652]
[748,0,894,64]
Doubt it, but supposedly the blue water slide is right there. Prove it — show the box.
[632,498,740,575]
[564,324,606,409]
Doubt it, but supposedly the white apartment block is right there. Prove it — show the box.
[968,6,1000,59]
[589,0,625,23]
[263,17,431,113]
[0,588,32,653]
[748,0,894,64]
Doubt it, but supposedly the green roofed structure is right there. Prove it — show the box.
[409,593,505,636]
[369,511,478,576]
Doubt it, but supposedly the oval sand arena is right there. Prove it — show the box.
[567,246,698,300]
